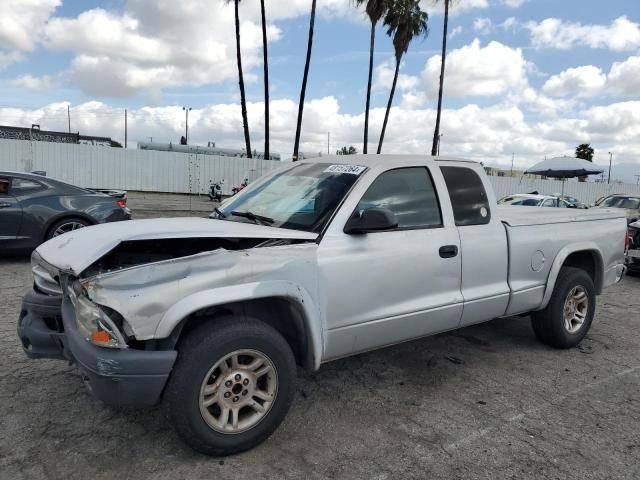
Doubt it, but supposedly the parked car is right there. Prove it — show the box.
[0,171,131,250]
[498,193,576,208]
[592,194,640,223]
[555,194,588,209]
[626,220,640,273]
[18,156,626,455]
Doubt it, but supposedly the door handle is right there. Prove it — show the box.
[0,202,12,208]
[439,245,458,258]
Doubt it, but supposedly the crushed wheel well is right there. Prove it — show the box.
[169,297,311,369]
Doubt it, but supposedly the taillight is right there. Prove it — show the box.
[117,199,127,208]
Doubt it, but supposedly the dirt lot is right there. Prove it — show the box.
[1,198,639,479]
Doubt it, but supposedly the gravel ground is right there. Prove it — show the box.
[1,201,639,480]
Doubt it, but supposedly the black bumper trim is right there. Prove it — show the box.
[18,288,177,407]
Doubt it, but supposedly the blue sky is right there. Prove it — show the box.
[0,0,639,170]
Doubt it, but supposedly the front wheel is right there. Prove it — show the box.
[531,267,596,348]
[165,317,297,456]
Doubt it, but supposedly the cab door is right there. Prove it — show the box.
[439,165,510,327]
[318,165,463,361]
[0,176,22,242]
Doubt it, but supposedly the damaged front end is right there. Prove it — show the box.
[18,219,319,406]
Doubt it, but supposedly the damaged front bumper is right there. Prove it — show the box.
[17,288,177,407]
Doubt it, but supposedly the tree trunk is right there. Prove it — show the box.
[363,22,376,154]
[235,0,252,158]
[260,0,269,159]
[292,0,317,161]
[377,57,400,154]
[431,0,449,156]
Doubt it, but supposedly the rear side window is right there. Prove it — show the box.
[0,177,9,195]
[441,166,490,226]
[11,177,45,195]
[355,167,442,229]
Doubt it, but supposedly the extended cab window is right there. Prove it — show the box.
[355,167,442,229]
[441,166,490,226]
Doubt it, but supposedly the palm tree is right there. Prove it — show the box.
[227,0,252,158]
[260,0,269,159]
[431,0,450,156]
[355,0,388,154]
[292,0,317,161]
[575,143,594,161]
[377,0,428,154]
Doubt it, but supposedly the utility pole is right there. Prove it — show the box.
[327,132,330,155]
[635,174,640,186]
[183,106,192,144]
[608,152,613,184]
[511,152,514,176]
[124,109,128,149]
[67,105,71,133]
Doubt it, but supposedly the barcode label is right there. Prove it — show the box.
[324,164,366,175]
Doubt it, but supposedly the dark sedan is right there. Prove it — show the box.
[0,171,131,250]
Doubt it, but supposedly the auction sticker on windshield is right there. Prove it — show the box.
[324,164,366,175]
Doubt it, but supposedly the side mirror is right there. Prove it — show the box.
[344,207,398,234]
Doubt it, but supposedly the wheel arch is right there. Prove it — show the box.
[43,212,97,240]
[540,243,604,309]
[156,281,322,371]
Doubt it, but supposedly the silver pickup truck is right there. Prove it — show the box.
[18,155,627,455]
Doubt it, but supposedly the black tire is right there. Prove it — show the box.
[46,217,91,240]
[165,317,297,456]
[531,267,596,348]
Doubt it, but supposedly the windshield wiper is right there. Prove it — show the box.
[214,207,227,219]
[230,210,274,225]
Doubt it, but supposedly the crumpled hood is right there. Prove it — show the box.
[36,217,318,275]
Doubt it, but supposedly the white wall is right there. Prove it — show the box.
[0,139,282,196]
[2,139,640,203]
[488,175,640,204]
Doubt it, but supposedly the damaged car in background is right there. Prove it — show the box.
[18,156,627,456]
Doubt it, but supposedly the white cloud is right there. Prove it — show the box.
[542,66,607,98]
[11,74,56,90]
[473,17,492,35]
[501,17,518,32]
[38,0,359,98]
[539,56,640,99]
[42,4,284,97]
[0,0,60,69]
[5,95,637,168]
[449,26,464,39]
[608,56,640,97]
[502,0,527,7]
[527,16,640,51]
[422,39,529,97]
[420,0,489,16]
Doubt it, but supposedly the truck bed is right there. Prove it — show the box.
[498,205,625,227]
[498,205,626,317]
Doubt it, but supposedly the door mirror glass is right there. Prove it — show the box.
[344,208,398,234]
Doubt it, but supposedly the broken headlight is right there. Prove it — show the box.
[68,285,128,349]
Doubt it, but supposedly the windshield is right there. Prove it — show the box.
[216,163,365,233]
[600,196,640,209]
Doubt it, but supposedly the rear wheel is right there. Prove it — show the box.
[46,217,91,240]
[531,267,596,348]
[165,317,297,456]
